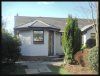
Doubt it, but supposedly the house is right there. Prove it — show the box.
[14,16,96,56]
[81,24,96,46]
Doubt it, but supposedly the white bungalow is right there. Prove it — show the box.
[14,16,96,56]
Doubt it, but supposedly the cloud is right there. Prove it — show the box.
[37,2,55,5]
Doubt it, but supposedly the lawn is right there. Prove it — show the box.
[1,63,26,75]
[47,64,70,74]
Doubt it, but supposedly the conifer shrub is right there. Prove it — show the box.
[62,15,82,64]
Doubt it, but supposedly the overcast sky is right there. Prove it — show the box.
[2,1,97,34]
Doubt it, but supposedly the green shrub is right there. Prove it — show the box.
[86,38,96,48]
[1,31,21,63]
[62,15,82,64]
[88,46,98,72]
[73,27,82,54]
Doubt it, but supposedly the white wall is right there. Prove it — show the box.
[82,27,96,46]
[54,32,64,55]
[83,34,86,46]
[19,30,49,56]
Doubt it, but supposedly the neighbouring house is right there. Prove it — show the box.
[14,16,96,56]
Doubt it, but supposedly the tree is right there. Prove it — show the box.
[77,2,99,47]
[89,2,99,47]
[77,2,99,72]
[62,15,82,64]
[2,19,7,32]
[1,20,21,64]
[87,3,99,73]
[96,2,99,47]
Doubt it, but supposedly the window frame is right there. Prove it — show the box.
[91,33,95,39]
[33,30,44,44]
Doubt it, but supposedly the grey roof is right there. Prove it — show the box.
[15,19,60,30]
[14,16,94,32]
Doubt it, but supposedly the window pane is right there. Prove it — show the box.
[34,31,43,41]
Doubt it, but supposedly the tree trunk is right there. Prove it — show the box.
[96,2,99,47]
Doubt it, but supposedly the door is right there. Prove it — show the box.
[48,30,54,56]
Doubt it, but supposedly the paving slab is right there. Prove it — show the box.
[27,64,39,69]
[18,61,55,74]
[38,64,45,67]
[41,61,63,66]
[21,62,30,65]
[38,65,51,73]
[25,69,39,74]
[20,61,30,65]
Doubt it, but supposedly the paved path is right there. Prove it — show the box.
[16,61,63,74]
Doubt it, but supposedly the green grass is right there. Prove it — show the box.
[1,63,26,74]
[48,64,70,74]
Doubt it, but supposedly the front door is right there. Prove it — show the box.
[48,30,54,56]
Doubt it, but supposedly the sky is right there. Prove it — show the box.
[2,1,97,34]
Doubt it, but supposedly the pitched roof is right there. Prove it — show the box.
[14,16,94,32]
[15,19,60,30]
[81,24,94,31]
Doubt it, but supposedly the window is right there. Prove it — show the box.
[33,30,44,44]
[91,33,95,39]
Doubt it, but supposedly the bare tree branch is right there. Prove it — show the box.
[89,2,97,32]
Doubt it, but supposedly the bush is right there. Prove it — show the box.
[86,38,96,48]
[62,15,82,64]
[73,28,82,54]
[88,46,98,72]
[1,31,21,63]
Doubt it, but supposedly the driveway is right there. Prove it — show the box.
[16,61,63,74]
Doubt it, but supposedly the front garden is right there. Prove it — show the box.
[1,15,98,75]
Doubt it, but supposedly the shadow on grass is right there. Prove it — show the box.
[1,63,26,75]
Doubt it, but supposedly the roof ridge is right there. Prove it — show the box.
[29,20,38,27]
[14,15,66,19]
[33,19,51,27]
[15,16,95,20]
[28,19,60,29]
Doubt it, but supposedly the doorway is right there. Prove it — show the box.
[48,30,54,56]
